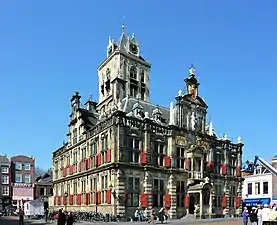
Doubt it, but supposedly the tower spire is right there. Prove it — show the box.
[121,16,125,33]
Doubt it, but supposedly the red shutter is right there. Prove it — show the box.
[185,158,189,170]
[106,149,111,163]
[221,164,227,175]
[97,191,101,204]
[69,195,74,205]
[62,168,66,177]
[62,196,66,205]
[95,155,98,167]
[69,166,73,175]
[54,196,57,205]
[77,194,81,205]
[221,195,227,209]
[97,154,102,166]
[94,192,98,204]
[164,194,171,209]
[140,193,148,208]
[57,196,61,205]
[85,158,90,170]
[163,156,171,168]
[78,162,82,172]
[106,190,111,204]
[236,166,241,177]
[140,152,147,165]
[236,196,241,209]
[86,193,90,205]
[184,194,189,208]
[206,162,214,172]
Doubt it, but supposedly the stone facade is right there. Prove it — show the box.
[52,27,244,219]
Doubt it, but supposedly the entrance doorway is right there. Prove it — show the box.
[189,195,195,214]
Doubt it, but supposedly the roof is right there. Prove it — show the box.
[0,155,9,164]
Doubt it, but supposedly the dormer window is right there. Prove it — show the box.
[73,129,77,145]
[130,66,137,80]
[152,108,163,123]
[140,70,145,83]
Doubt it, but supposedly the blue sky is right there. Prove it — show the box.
[0,1,276,169]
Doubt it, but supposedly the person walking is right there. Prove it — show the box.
[45,208,49,223]
[57,209,66,225]
[158,207,165,224]
[242,207,249,225]
[256,205,263,225]
[66,212,75,225]
[18,206,24,225]
[249,207,258,225]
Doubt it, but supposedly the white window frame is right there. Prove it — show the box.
[24,163,31,170]
[15,162,22,170]
[1,167,8,173]
[2,186,9,195]
[2,175,9,184]
[24,174,31,183]
[15,173,22,183]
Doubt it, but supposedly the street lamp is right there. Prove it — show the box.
[64,192,68,212]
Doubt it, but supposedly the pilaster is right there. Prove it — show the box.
[143,172,152,218]
[116,169,126,217]
[168,174,177,219]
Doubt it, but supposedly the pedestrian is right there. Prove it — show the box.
[45,208,49,222]
[148,209,156,224]
[250,207,258,225]
[57,209,66,225]
[261,204,270,225]
[242,207,249,225]
[158,207,164,224]
[18,206,24,225]
[256,205,263,225]
[66,212,75,225]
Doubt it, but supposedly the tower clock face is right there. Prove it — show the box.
[130,43,138,55]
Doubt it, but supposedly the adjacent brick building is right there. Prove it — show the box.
[11,155,35,209]
[0,155,11,211]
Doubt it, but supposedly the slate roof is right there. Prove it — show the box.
[0,155,10,164]
[78,108,99,130]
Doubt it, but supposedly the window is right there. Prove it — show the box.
[73,152,77,164]
[73,182,77,195]
[1,167,8,173]
[228,158,236,176]
[81,147,86,160]
[24,163,30,170]
[152,142,165,166]
[263,182,268,194]
[176,147,185,169]
[176,181,186,207]
[130,66,137,79]
[15,173,22,183]
[255,182,260,195]
[247,183,252,195]
[73,128,77,145]
[2,186,8,195]
[24,174,31,183]
[213,183,222,207]
[130,85,138,98]
[102,136,108,151]
[127,177,140,207]
[2,175,9,184]
[140,70,145,83]
[90,142,98,156]
[15,162,22,170]
[66,156,70,166]
[127,137,140,163]
[100,175,108,203]
[152,179,164,207]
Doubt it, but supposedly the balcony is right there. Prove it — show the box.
[189,171,202,179]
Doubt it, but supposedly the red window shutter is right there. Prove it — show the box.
[106,149,111,163]
[140,193,148,208]
[221,164,227,175]
[78,162,82,172]
[140,152,147,165]
[97,191,101,204]
[185,158,189,170]
[62,196,66,205]
[163,156,171,168]
[57,196,61,205]
[94,192,98,204]
[86,193,90,205]
[54,196,56,205]
[184,194,189,208]
[85,158,89,170]
[94,155,98,167]
[98,154,102,166]
[221,195,227,209]
[236,166,241,177]
[206,162,214,172]
[106,190,111,204]
[164,194,171,209]
[236,196,241,209]
[69,195,73,205]
[77,194,81,205]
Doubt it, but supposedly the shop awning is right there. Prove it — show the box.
[243,198,271,207]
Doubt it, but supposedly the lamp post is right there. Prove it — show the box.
[64,192,68,212]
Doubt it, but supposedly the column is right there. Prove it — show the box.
[143,172,152,218]
[191,156,194,178]
[168,175,177,219]
[209,191,213,218]
[224,181,229,218]
[116,169,126,217]
[200,157,204,179]
[200,192,203,219]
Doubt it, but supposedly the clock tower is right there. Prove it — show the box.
[97,25,151,113]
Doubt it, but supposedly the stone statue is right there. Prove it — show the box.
[237,136,243,144]
[223,133,228,140]
[204,177,209,183]
[117,101,122,111]
[178,89,182,96]
[144,112,149,118]
[191,112,196,130]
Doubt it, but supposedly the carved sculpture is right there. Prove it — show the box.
[191,112,196,130]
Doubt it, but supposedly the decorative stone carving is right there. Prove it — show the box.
[223,133,228,140]
[178,90,182,97]
[176,136,187,146]
[191,112,196,130]
[237,136,243,144]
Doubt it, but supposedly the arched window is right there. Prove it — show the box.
[130,66,137,79]
[106,68,111,79]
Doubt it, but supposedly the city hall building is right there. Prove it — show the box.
[52,27,244,219]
